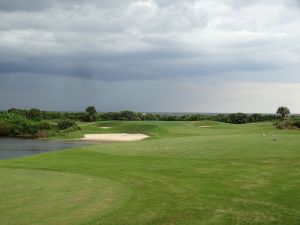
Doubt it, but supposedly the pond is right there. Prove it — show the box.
[0,137,88,160]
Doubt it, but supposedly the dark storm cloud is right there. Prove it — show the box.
[0,0,50,12]
[0,0,299,82]
[0,0,131,12]
[0,48,279,81]
[1,0,300,112]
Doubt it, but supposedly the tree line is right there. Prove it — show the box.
[1,106,299,138]
[4,106,282,123]
[0,110,80,138]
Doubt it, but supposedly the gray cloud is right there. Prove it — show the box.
[1,73,300,113]
[0,0,50,12]
[0,0,299,82]
[0,0,300,111]
[0,49,280,81]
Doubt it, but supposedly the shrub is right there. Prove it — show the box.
[57,120,76,130]
[80,113,93,122]
[227,113,249,124]
[21,123,39,135]
[26,108,42,120]
[119,111,137,120]
[0,121,10,136]
[36,121,52,130]
[293,120,300,128]
[275,119,294,129]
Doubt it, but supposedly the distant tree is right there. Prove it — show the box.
[248,113,263,123]
[7,108,27,116]
[213,114,227,122]
[7,108,18,113]
[26,108,42,120]
[228,113,249,124]
[119,111,137,120]
[85,106,97,122]
[276,106,290,120]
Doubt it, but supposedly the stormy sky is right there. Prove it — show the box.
[1,0,300,113]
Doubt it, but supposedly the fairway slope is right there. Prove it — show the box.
[0,168,131,225]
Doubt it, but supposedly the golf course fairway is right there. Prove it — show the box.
[0,121,299,225]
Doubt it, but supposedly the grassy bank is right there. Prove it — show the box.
[0,121,299,225]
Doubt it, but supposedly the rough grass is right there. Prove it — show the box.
[0,121,299,225]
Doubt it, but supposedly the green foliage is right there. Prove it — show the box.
[119,111,138,120]
[99,112,277,124]
[0,121,10,136]
[84,106,98,122]
[7,108,27,116]
[37,121,53,130]
[5,107,279,124]
[42,111,62,120]
[227,113,248,124]
[276,106,290,120]
[26,108,42,120]
[57,120,77,130]
[86,106,97,115]
[0,112,77,138]
[6,108,87,121]
[0,112,38,136]
[275,119,295,129]
[293,120,300,128]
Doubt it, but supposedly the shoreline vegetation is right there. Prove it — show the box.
[0,106,299,139]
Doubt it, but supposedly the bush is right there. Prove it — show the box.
[0,121,10,136]
[0,112,81,138]
[57,120,77,130]
[293,120,300,128]
[227,113,249,124]
[37,121,52,130]
[275,119,294,129]
[26,108,42,120]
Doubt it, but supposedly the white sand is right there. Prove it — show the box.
[81,133,149,141]
[199,126,211,128]
[100,127,111,129]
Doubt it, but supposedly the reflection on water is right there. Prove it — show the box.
[0,137,87,160]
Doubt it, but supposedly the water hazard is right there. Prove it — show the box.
[0,138,87,160]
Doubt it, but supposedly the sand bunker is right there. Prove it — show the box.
[100,127,111,129]
[81,133,149,141]
[199,126,211,128]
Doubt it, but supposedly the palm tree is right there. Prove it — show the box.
[276,106,290,120]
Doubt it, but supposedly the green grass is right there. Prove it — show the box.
[0,168,130,225]
[52,121,169,139]
[0,121,299,225]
